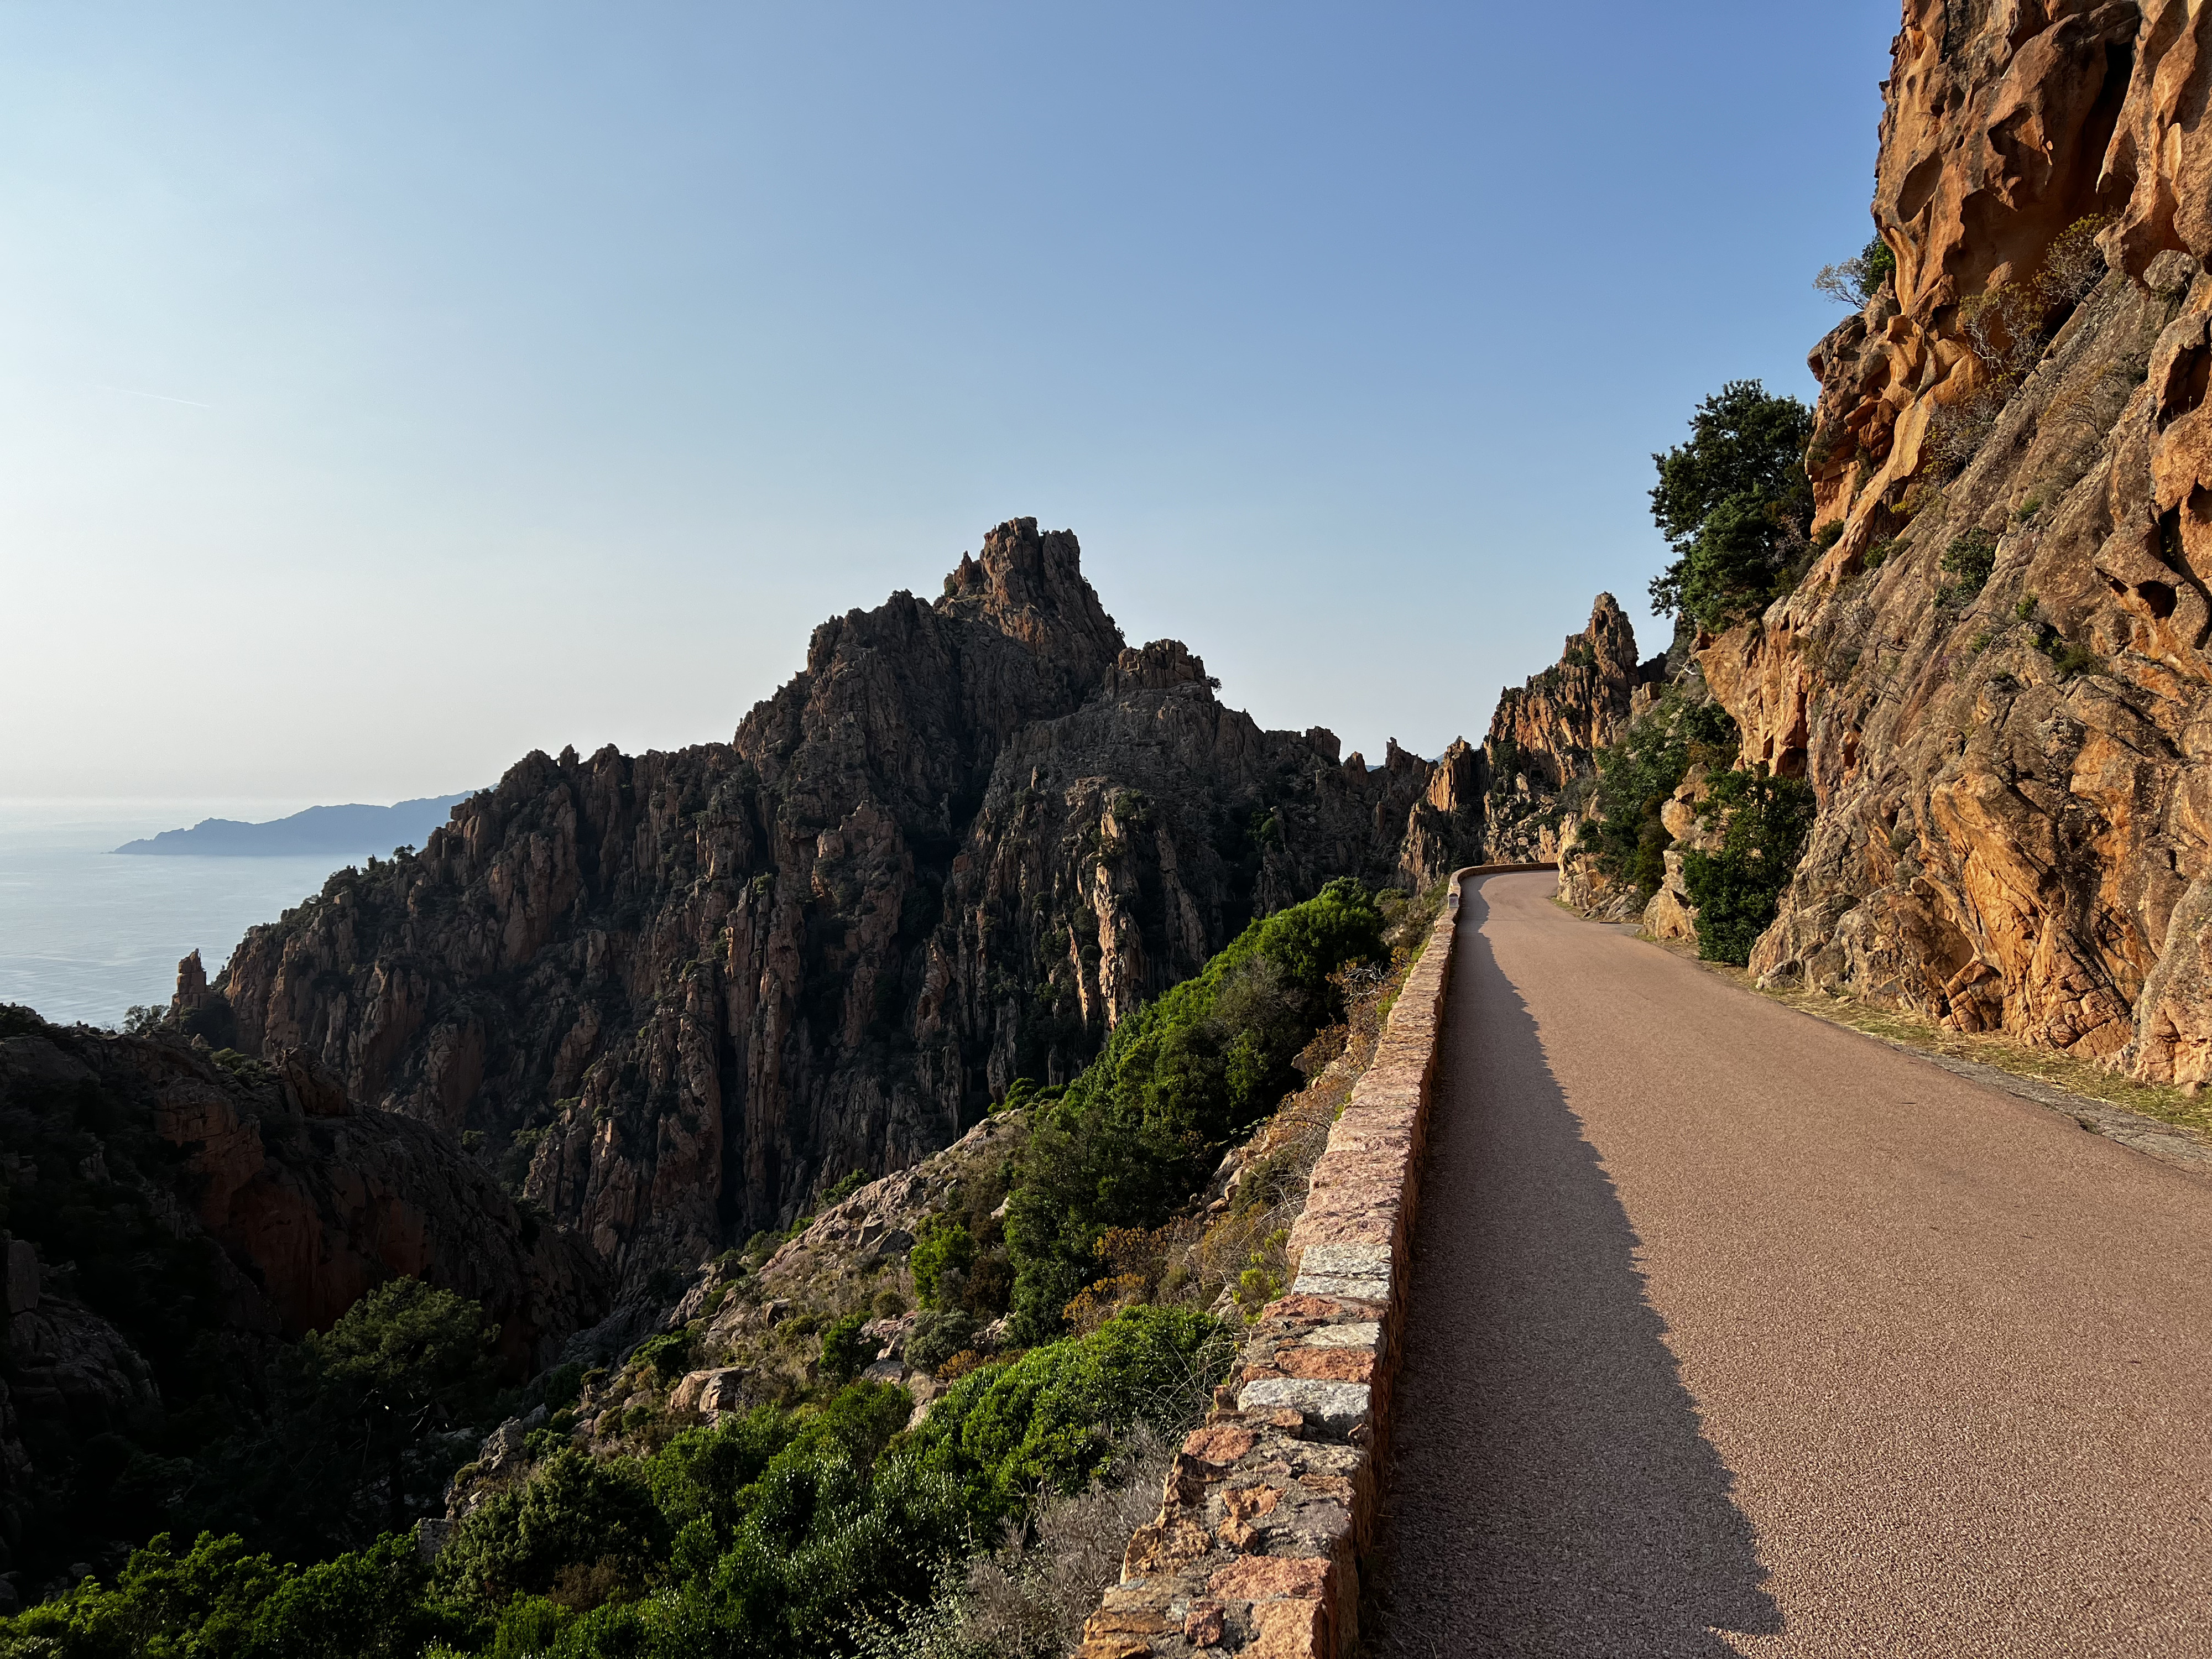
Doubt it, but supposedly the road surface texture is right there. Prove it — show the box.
[1361,872,2211,1657]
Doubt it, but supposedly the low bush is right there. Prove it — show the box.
[436,1449,669,1608]
[819,1314,873,1384]
[909,1218,976,1312]
[904,1311,977,1374]
[818,1170,869,1208]
[1003,880,1385,1343]
[904,1305,1231,1528]
[0,1530,479,1659]
[1580,693,1739,901]
[633,1332,694,1383]
[1939,530,1997,606]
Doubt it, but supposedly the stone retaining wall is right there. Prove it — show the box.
[1077,864,1554,1658]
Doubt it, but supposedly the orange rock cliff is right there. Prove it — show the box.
[1540,2,2212,1088]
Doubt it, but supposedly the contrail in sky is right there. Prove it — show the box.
[98,384,216,410]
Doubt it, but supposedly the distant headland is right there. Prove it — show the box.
[113,792,474,857]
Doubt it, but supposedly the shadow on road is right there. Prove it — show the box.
[1361,884,1780,1657]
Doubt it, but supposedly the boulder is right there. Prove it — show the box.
[670,1367,748,1417]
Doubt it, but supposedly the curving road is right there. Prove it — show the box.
[1363,872,2212,1658]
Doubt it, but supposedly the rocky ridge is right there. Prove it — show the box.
[1691,2,2212,1086]
[1479,594,1661,862]
[203,521,1488,1289]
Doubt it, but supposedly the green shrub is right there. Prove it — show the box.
[904,1311,977,1374]
[488,1594,570,1658]
[1004,881,1384,1342]
[1582,693,1738,901]
[818,1170,868,1208]
[2040,635,2101,679]
[643,1406,797,1547]
[633,1332,693,1383]
[819,1314,873,1384]
[2,1322,1228,1659]
[775,1311,820,1344]
[905,1305,1232,1526]
[435,1448,669,1609]
[236,1533,473,1657]
[909,1217,976,1311]
[540,1361,586,1415]
[0,1530,479,1659]
[1680,769,1819,966]
[1939,530,1997,606]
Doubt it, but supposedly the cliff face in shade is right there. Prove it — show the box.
[0,1009,606,1580]
[212,521,1486,1285]
[1694,1,2212,1086]
[1481,594,1661,861]
[0,1016,604,1367]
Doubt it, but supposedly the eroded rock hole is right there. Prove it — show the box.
[2157,343,2209,429]
[1898,152,1944,222]
[2138,581,2178,620]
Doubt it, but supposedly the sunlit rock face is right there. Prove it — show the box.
[1703,2,2212,1086]
[215,519,1485,1286]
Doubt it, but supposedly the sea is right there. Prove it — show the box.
[0,800,385,1028]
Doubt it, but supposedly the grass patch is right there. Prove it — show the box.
[1724,968,2212,1141]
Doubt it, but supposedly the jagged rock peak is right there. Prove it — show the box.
[170,949,211,1015]
[1102,638,1212,697]
[207,517,1489,1287]
[1582,592,1640,676]
[1481,592,1665,861]
[936,518,1125,690]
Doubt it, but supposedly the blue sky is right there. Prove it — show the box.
[1,2,1901,801]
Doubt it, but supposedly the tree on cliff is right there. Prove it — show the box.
[1647,380,1814,632]
[1814,233,1896,306]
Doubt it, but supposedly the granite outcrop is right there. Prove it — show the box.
[204,521,1488,1288]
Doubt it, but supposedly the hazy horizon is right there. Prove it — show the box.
[4,3,1898,802]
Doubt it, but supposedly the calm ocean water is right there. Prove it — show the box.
[0,801,389,1027]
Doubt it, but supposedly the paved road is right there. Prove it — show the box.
[1363,873,2212,1658]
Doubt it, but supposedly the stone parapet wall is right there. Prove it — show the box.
[1078,864,1553,1659]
